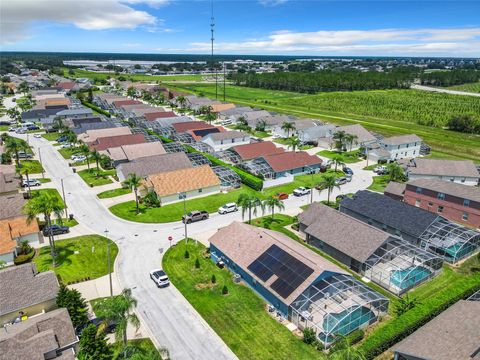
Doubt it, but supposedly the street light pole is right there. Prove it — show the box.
[104,229,113,298]
[61,178,68,219]
[179,192,188,244]
[38,147,44,179]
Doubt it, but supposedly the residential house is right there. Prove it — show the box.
[0,308,78,360]
[56,81,76,93]
[144,111,177,121]
[208,221,388,348]
[320,124,376,150]
[72,120,117,135]
[200,130,250,151]
[231,141,285,162]
[78,126,131,143]
[403,178,480,229]
[142,165,220,204]
[0,263,59,325]
[393,300,480,360]
[101,142,166,165]
[154,116,192,128]
[217,106,253,120]
[405,159,480,186]
[384,181,406,201]
[21,108,62,123]
[116,152,193,181]
[112,99,142,109]
[172,121,215,134]
[70,116,103,127]
[379,134,422,160]
[248,115,292,130]
[210,103,236,113]
[237,110,271,124]
[187,127,225,142]
[340,190,480,263]
[0,164,19,196]
[55,108,93,120]
[261,151,322,179]
[88,133,146,152]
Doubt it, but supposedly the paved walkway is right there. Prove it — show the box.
[69,273,122,300]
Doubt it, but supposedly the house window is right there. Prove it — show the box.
[198,188,203,193]
[437,206,444,213]
[416,187,422,194]
[450,178,454,182]
[415,199,421,207]
[461,178,466,183]
[437,193,445,200]
[231,139,235,143]
[464,199,470,207]
[462,212,469,221]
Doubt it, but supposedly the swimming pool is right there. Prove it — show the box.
[322,306,375,336]
[444,243,476,262]
[390,266,431,289]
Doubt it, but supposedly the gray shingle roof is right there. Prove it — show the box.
[408,159,480,178]
[384,181,406,198]
[300,203,392,263]
[407,178,480,203]
[393,300,480,360]
[56,108,93,116]
[0,194,25,220]
[204,130,249,141]
[336,124,376,144]
[382,134,422,146]
[72,121,117,135]
[117,152,192,179]
[340,190,439,238]
[0,263,59,317]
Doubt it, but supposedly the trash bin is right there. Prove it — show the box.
[72,168,76,173]
[69,214,74,220]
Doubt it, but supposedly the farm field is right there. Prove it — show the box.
[64,68,213,82]
[166,83,480,162]
[445,81,480,93]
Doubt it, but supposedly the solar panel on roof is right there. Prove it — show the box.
[193,128,220,138]
[247,244,314,299]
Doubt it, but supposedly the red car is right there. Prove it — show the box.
[274,192,289,200]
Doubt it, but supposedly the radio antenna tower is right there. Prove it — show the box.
[210,0,218,99]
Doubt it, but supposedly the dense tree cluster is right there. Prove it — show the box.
[420,69,480,87]
[229,68,417,93]
[447,115,480,134]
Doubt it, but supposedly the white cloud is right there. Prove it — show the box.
[0,0,160,44]
[189,27,480,56]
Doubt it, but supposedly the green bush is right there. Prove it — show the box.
[184,250,190,259]
[14,250,35,265]
[346,329,364,345]
[222,285,229,295]
[194,258,200,269]
[302,328,316,345]
[211,274,216,283]
[80,100,111,117]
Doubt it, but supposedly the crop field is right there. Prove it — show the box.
[167,83,480,161]
[64,68,212,82]
[445,81,480,93]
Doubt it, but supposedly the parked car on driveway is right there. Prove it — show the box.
[335,177,348,185]
[373,165,387,174]
[274,192,289,200]
[27,125,40,131]
[33,133,42,138]
[22,179,41,187]
[8,127,17,132]
[293,187,311,196]
[56,135,68,143]
[42,224,69,236]
[16,151,33,159]
[218,203,238,214]
[343,167,354,175]
[182,210,209,224]
[345,174,352,182]
[150,269,170,287]
[71,155,86,162]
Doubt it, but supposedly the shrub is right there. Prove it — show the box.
[184,250,190,259]
[222,285,228,295]
[195,258,200,269]
[13,250,35,265]
[80,100,111,117]
[302,327,316,345]
[346,329,365,345]
[211,274,216,284]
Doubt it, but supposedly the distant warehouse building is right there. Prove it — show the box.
[209,222,388,348]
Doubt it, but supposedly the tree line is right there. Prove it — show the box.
[229,68,417,93]
[420,69,480,87]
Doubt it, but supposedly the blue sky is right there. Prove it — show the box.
[1,1,479,56]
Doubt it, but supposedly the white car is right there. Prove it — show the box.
[218,203,238,214]
[22,179,41,187]
[61,143,72,149]
[293,187,311,196]
[71,155,86,162]
[33,133,42,138]
[373,166,387,174]
[150,269,170,287]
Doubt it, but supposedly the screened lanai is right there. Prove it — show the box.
[364,237,443,295]
[240,158,275,179]
[419,218,480,263]
[290,273,388,348]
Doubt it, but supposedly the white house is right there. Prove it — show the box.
[381,134,422,160]
[201,130,250,151]
[406,159,480,186]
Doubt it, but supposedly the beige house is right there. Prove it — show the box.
[142,165,221,204]
[101,142,166,165]
[78,126,131,143]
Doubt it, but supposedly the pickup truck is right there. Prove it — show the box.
[182,210,209,224]
[293,187,311,196]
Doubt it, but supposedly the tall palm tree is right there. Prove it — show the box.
[23,192,63,267]
[90,150,102,176]
[332,130,347,151]
[53,116,66,132]
[79,144,91,170]
[65,131,78,147]
[237,193,263,224]
[316,173,340,204]
[176,96,187,111]
[289,136,302,153]
[123,173,142,215]
[345,134,358,152]
[328,155,346,173]
[126,86,137,99]
[5,137,21,167]
[281,121,296,138]
[387,162,405,182]
[262,196,285,219]
[95,288,140,347]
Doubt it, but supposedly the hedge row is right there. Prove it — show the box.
[14,250,35,265]
[81,100,111,118]
[184,144,264,191]
[358,274,480,359]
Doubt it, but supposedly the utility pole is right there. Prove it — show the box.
[179,192,188,244]
[223,62,226,102]
[61,178,68,219]
[104,229,113,298]
[210,0,217,99]
[38,147,44,179]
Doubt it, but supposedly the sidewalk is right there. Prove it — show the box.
[69,273,121,301]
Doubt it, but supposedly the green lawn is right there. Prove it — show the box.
[58,147,82,159]
[31,188,65,208]
[78,169,115,187]
[38,178,51,183]
[273,137,291,145]
[97,187,131,199]
[34,235,118,284]
[16,160,43,174]
[367,175,390,192]
[317,150,362,164]
[42,132,60,141]
[162,241,322,360]
[64,68,212,82]
[112,338,162,359]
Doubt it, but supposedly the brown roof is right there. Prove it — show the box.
[103,142,166,162]
[337,124,376,144]
[407,178,480,203]
[211,103,236,113]
[384,181,406,198]
[204,130,249,141]
[144,111,177,121]
[0,194,26,220]
[393,300,480,360]
[172,121,215,133]
[145,165,220,197]
[0,263,59,317]
[0,308,78,360]
[232,141,285,160]
[0,216,40,251]
[382,134,422,146]
[208,222,347,304]
[408,159,480,178]
[117,152,193,179]
[89,134,146,151]
[79,126,131,142]
[300,203,392,263]
[56,81,75,90]
[263,151,322,172]
[113,99,142,107]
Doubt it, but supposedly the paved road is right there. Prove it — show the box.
[411,84,480,97]
[11,131,375,359]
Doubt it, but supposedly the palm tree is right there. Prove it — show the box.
[329,335,366,360]
[6,107,21,123]
[53,116,66,132]
[237,116,248,127]
[123,173,142,215]
[387,162,405,182]
[126,86,137,99]
[95,288,140,347]
[281,121,296,138]
[332,130,347,151]
[5,137,21,167]
[255,119,266,132]
[345,134,358,152]
[288,136,302,153]
[66,131,78,147]
[237,193,263,224]
[79,144,91,170]
[394,294,419,316]
[90,150,102,176]
[176,96,187,111]
[262,196,285,219]
[23,192,63,267]
[328,155,346,173]
[316,173,340,204]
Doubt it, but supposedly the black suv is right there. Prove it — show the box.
[42,224,69,236]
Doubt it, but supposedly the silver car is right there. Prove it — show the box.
[150,269,170,287]
[218,203,238,214]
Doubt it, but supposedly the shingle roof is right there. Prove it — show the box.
[0,193,25,220]
[393,300,480,360]
[57,81,75,90]
[103,142,166,162]
[89,133,146,151]
[262,151,322,172]
[300,203,392,263]
[218,106,252,116]
[0,172,18,195]
[0,216,40,249]
[0,308,78,360]
[232,141,285,160]
[382,134,422,146]
[117,152,193,179]
[336,124,376,144]
[113,99,142,107]
[172,121,215,133]
[204,130,249,141]
[408,159,480,178]
[209,222,348,305]
[72,121,117,135]
[79,126,131,142]
[155,116,192,128]
[407,178,480,203]
[242,110,271,121]
[144,111,177,121]
[340,190,439,238]
[0,263,59,317]
[211,103,236,112]
[56,108,93,116]
[145,165,220,197]
[384,181,406,198]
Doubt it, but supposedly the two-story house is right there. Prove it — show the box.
[200,131,250,152]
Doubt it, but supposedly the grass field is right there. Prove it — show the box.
[317,150,362,163]
[34,235,118,284]
[64,68,212,82]
[97,187,131,199]
[58,146,81,159]
[78,168,115,187]
[445,81,480,93]
[166,83,480,161]
[16,160,43,174]
[42,132,60,141]
[162,241,322,360]
[367,175,391,192]
[31,188,65,208]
